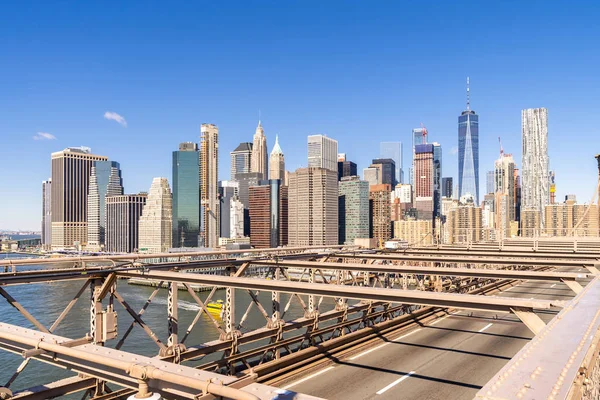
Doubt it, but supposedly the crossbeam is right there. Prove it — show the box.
[252,259,589,282]
[116,270,563,314]
[403,247,600,260]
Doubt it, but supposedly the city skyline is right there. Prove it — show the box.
[2,2,600,230]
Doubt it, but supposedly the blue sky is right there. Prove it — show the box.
[1,1,599,230]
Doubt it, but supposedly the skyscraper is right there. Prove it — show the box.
[249,179,288,248]
[411,127,428,187]
[251,121,268,180]
[230,142,252,180]
[432,142,442,218]
[288,167,338,245]
[363,167,380,186]
[338,176,370,245]
[269,135,285,184]
[87,161,124,251]
[369,184,392,244]
[458,78,480,205]
[200,123,220,248]
[51,147,108,249]
[106,193,147,253]
[172,142,200,248]
[522,107,549,227]
[219,180,238,239]
[41,179,51,249]
[414,144,434,221]
[337,157,357,181]
[371,158,396,186]
[442,177,453,198]
[486,170,495,194]
[138,178,173,253]
[380,142,403,184]
[308,135,338,172]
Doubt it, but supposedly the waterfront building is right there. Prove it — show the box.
[138,178,172,253]
[41,179,52,249]
[371,158,396,186]
[380,142,403,184]
[249,179,288,248]
[172,143,200,248]
[370,184,392,244]
[458,78,480,204]
[51,147,108,249]
[219,181,238,239]
[105,194,147,253]
[338,176,370,245]
[251,121,268,180]
[442,177,453,199]
[230,142,253,181]
[394,219,433,246]
[522,107,549,227]
[308,135,338,172]
[288,167,338,245]
[269,135,285,184]
[200,123,220,248]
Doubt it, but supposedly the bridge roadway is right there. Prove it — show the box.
[281,267,589,400]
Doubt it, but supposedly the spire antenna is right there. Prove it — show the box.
[466,77,470,111]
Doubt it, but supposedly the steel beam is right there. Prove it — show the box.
[405,246,600,260]
[12,377,97,400]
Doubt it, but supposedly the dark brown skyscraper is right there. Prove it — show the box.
[249,180,288,248]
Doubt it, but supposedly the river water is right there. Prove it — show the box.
[0,253,317,396]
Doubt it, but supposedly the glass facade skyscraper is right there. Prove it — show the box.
[380,142,403,184]
[172,142,200,247]
[87,160,123,250]
[458,79,479,205]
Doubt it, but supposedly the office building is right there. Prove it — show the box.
[172,143,200,248]
[432,142,442,217]
[494,154,516,237]
[380,142,403,184]
[105,194,147,253]
[288,167,338,245]
[458,78,480,204]
[414,144,434,220]
[486,171,494,195]
[200,123,220,248]
[51,147,108,249]
[41,179,51,249]
[550,171,556,204]
[138,178,172,253]
[269,135,285,184]
[363,167,380,186]
[338,176,370,245]
[219,181,238,239]
[411,127,428,186]
[394,219,433,246]
[371,158,396,186]
[522,107,549,226]
[338,154,358,181]
[230,196,245,238]
[446,204,482,244]
[230,142,252,181]
[249,179,288,248]
[442,177,453,198]
[235,172,262,209]
[251,121,268,180]
[370,184,392,244]
[308,135,338,172]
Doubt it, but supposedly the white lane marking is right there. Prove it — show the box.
[550,284,556,288]
[376,371,416,395]
[349,329,422,360]
[283,366,334,389]
[429,315,449,326]
[478,323,493,333]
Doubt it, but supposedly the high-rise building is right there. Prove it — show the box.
[288,167,338,245]
[338,158,358,181]
[369,184,392,244]
[51,147,108,249]
[308,135,338,172]
[458,78,480,205]
[230,142,253,181]
[446,203,482,244]
[411,127,428,187]
[200,123,220,248]
[172,143,200,248]
[394,219,433,246]
[494,154,516,237]
[514,168,522,224]
[269,135,285,184]
[442,177,453,198]
[521,208,542,237]
[87,161,124,251]
[363,166,380,186]
[41,179,52,249]
[249,180,288,248]
[106,194,147,253]
[338,176,370,245]
[219,181,238,239]
[486,171,495,195]
[414,144,434,221]
[371,158,396,186]
[380,142,403,184]
[230,196,245,238]
[522,107,549,227]
[545,200,599,237]
[138,178,173,253]
[251,121,268,180]
[549,170,556,204]
[432,142,442,218]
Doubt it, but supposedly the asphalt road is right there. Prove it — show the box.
[284,268,588,400]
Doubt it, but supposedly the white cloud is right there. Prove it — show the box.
[104,111,127,127]
[33,132,56,140]
[449,146,458,155]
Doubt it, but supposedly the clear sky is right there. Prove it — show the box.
[1,1,599,231]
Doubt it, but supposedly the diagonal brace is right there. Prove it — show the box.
[511,307,547,335]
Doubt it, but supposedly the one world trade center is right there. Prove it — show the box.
[458,77,479,205]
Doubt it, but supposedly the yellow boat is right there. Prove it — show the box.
[207,300,224,319]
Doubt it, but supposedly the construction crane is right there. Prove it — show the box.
[420,123,428,144]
